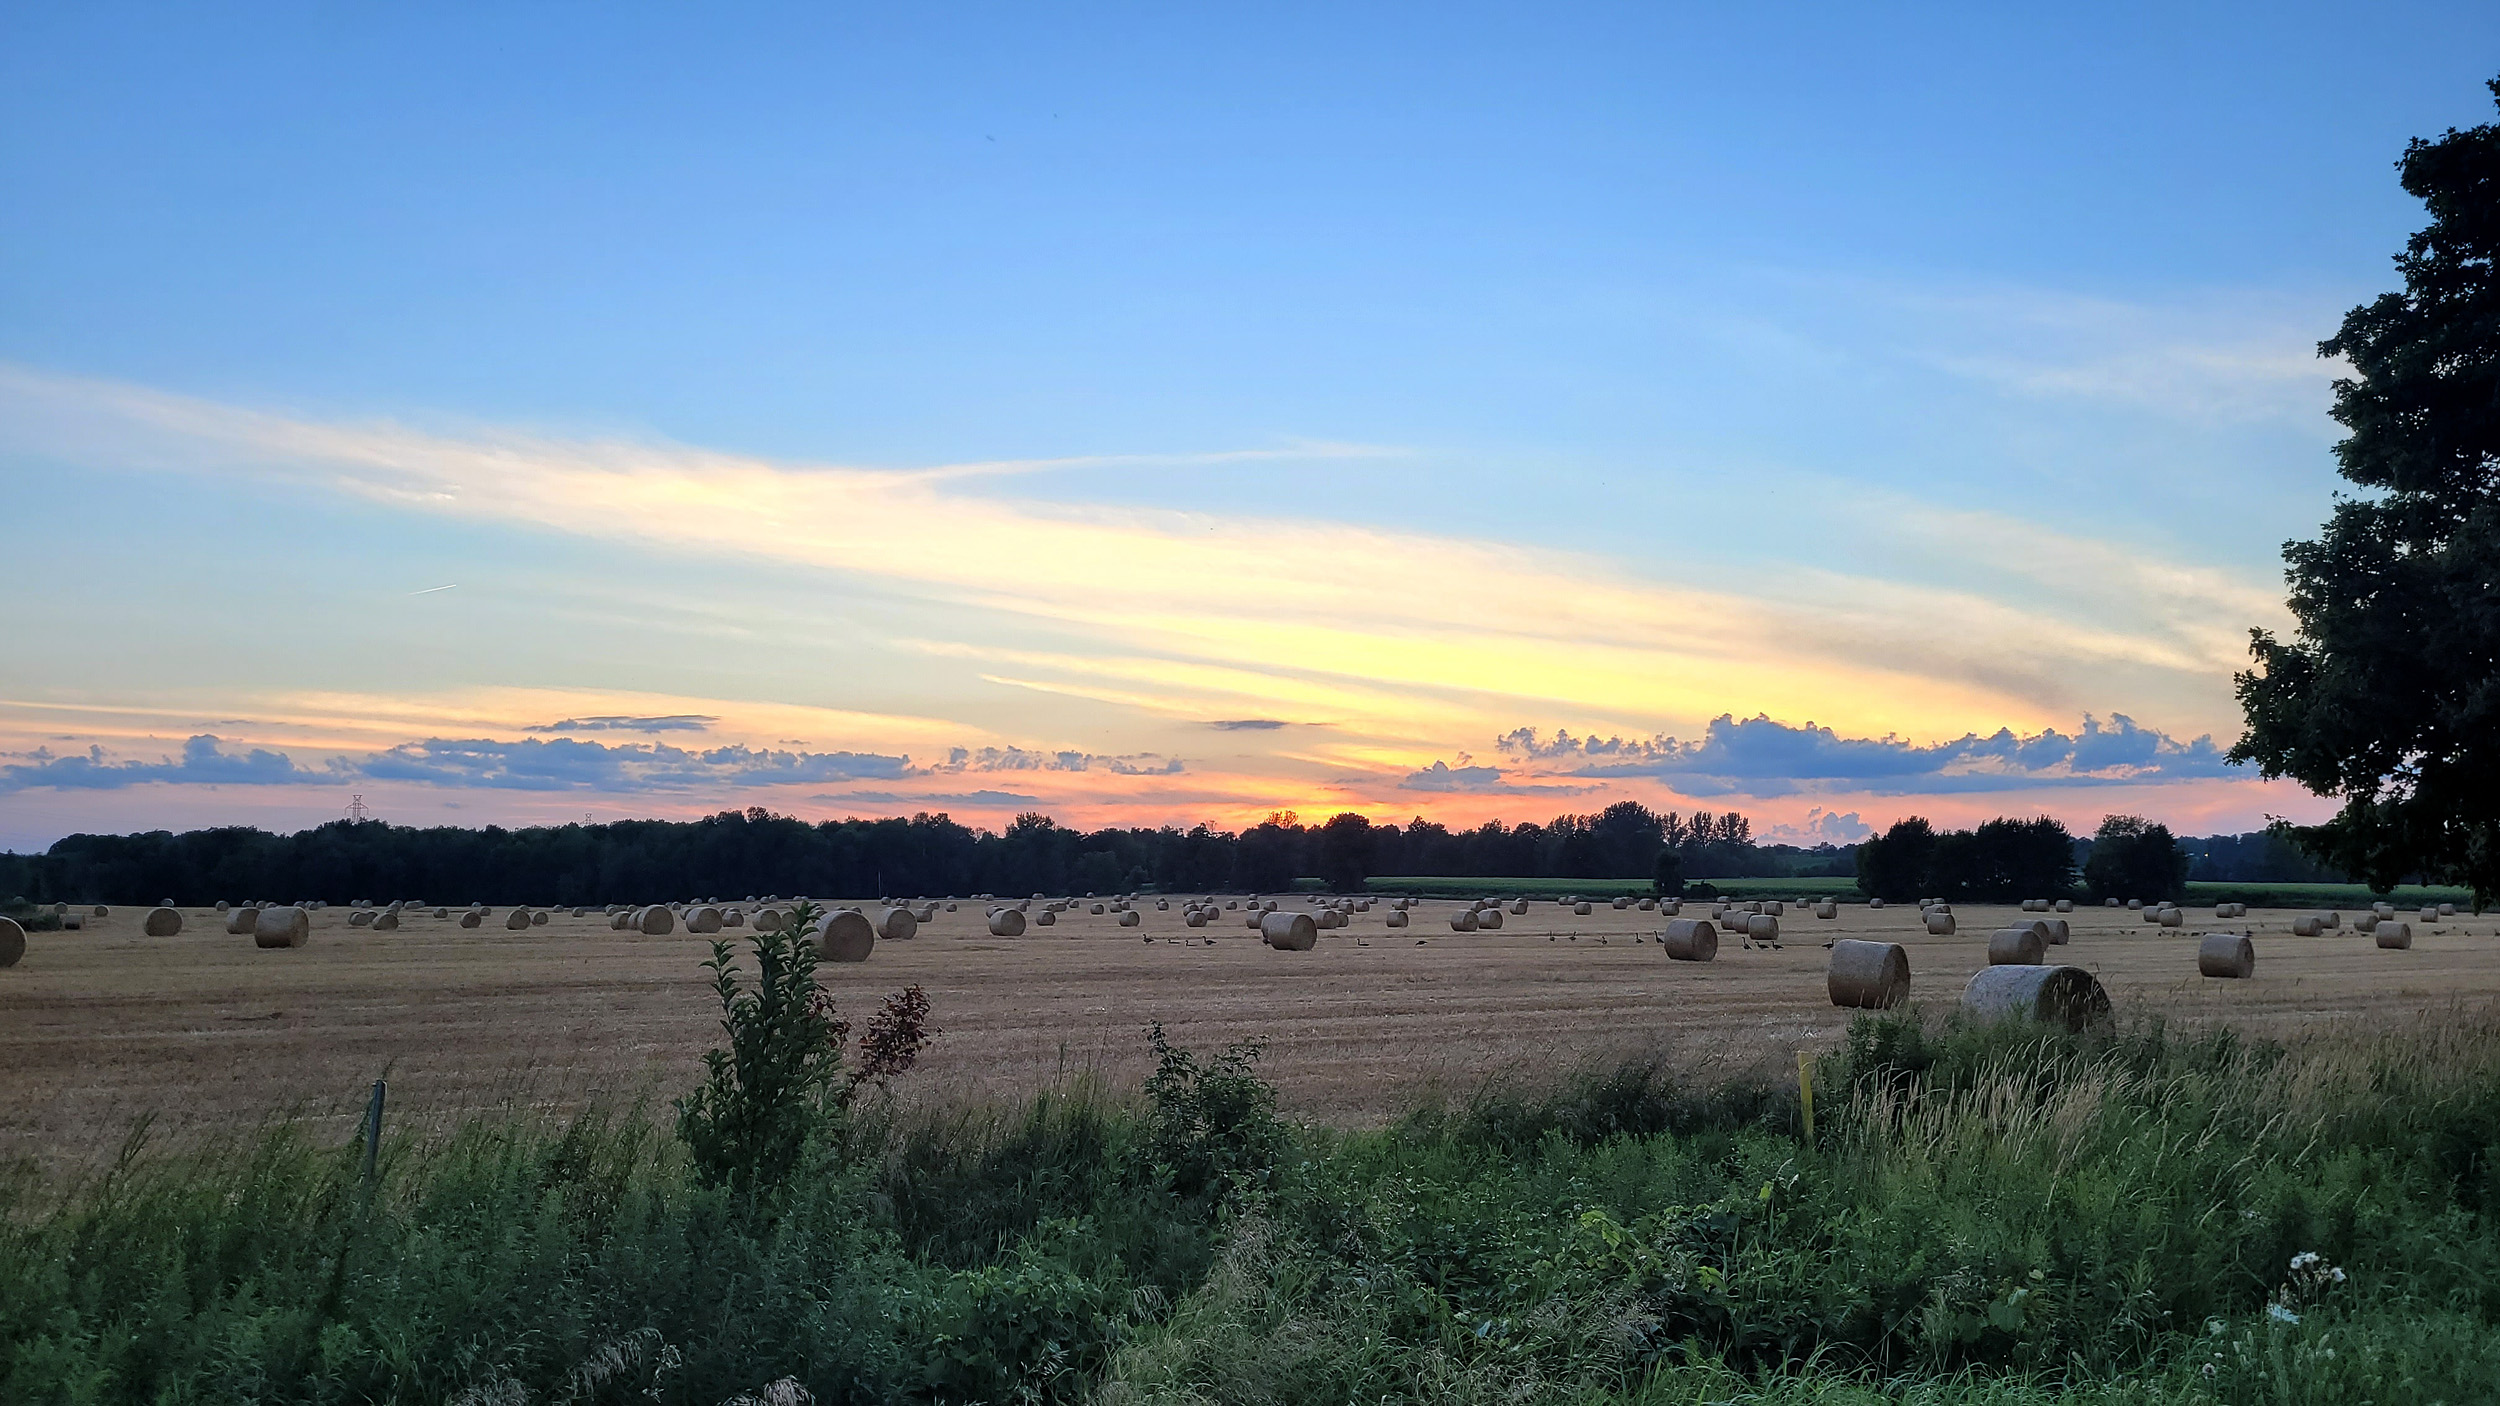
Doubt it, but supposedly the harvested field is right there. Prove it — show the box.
[3,895,2496,1170]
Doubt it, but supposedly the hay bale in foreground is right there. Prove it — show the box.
[2376,921,2412,950]
[1986,926,2046,966]
[1828,940,1910,1009]
[989,908,1026,937]
[1662,918,1717,962]
[2196,933,2255,979]
[144,907,182,937]
[253,907,310,949]
[1260,911,1318,951]
[0,916,23,968]
[1960,964,2109,1032]
[811,910,876,963]
[2044,918,2069,944]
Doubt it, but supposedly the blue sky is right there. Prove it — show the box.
[3,3,2493,850]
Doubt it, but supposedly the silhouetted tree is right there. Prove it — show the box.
[2083,815,2189,904]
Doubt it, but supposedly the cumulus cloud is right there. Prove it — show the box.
[1762,807,1875,846]
[1497,714,2235,796]
[1398,760,1588,795]
[930,746,1185,776]
[0,735,341,792]
[362,737,912,791]
[526,715,717,733]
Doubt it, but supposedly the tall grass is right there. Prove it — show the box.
[4,1010,2496,1404]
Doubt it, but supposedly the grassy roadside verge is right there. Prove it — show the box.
[4,1009,2496,1404]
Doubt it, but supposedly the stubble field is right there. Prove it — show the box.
[4,894,2494,1171]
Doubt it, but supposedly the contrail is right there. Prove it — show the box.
[407,584,458,596]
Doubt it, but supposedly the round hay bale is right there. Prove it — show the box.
[1986,925,2046,966]
[253,907,310,949]
[372,912,399,931]
[502,908,529,931]
[2376,920,2412,950]
[2438,902,2456,917]
[684,905,723,934]
[92,905,109,917]
[1476,909,1503,930]
[1384,909,1409,928]
[1923,911,1956,937]
[1612,896,1631,910]
[460,910,484,928]
[2292,915,2324,936]
[1746,914,1779,944]
[143,907,182,937]
[1828,940,1911,1009]
[1448,909,1479,932]
[1510,899,1529,915]
[0,916,23,968]
[987,908,1028,936]
[531,910,548,926]
[2196,933,2255,979]
[638,906,675,936]
[811,910,877,962]
[432,907,449,919]
[1637,897,1656,911]
[2373,901,2394,918]
[2157,907,2184,928]
[1573,902,1592,916]
[350,910,374,928]
[1867,897,1884,909]
[1662,918,1717,962]
[61,913,83,930]
[214,900,229,913]
[2054,898,2073,913]
[1036,908,1057,926]
[1815,901,1838,920]
[2044,918,2069,945]
[1260,911,1318,950]
[611,911,632,930]
[224,907,261,936]
[946,902,959,912]
[1155,899,1169,911]
[1661,899,1681,916]
[1090,903,1106,915]
[1118,910,1142,928]
[2418,906,2439,923]
[1764,900,1782,915]
[1184,909,1209,928]
[725,908,746,927]
[2356,913,2380,934]
[1960,964,2110,1032]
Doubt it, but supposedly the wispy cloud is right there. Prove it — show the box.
[928,746,1186,776]
[526,715,718,734]
[1398,759,1587,796]
[1208,719,1291,731]
[362,737,913,791]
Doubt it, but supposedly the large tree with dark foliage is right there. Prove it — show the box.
[1855,815,2074,902]
[2232,77,2500,905]
[2082,815,2189,905]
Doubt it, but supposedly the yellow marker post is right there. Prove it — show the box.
[1797,1050,1816,1144]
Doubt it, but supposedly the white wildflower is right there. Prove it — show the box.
[2268,1303,2301,1324]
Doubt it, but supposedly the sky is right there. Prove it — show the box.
[3,3,2495,854]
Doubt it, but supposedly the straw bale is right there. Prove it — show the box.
[1448,910,1479,932]
[989,908,1027,937]
[1260,911,1318,950]
[1867,898,1884,909]
[1385,909,1409,928]
[144,907,183,937]
[2055,898,2073,912]
[812,910,877,962]
[1573,902,1592,915]
[1924,911,1956,936]
[460,910,484,928]
[2375,921,2412,950]
[2157,907,2184,928]
[1662,917,1717,962]
[1036,909,1057,926]
[0,916,22,968]
[372,912,399,931]
[1815,901,1838,919]
[2045,918,2068,944]
[1746,914,1779,945]
[1986,925,2046,966]
[253,907,310,949]
[1828,940,1910,1009]
[2291,915,2324,936]
[1119,910,1142,928]
[638,906,675,936]
[1960,964,2110,1032]
[2196,933,2255,978]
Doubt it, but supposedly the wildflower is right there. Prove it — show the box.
[2202,1363,2217,1379]
[2268,1303,2301,1324]
[2290,1251,2320,1271]
[2330,1267,2346,1283]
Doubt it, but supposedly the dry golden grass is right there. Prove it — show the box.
[2,896,2494,1170]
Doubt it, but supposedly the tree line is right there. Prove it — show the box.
[0,802,1800,907]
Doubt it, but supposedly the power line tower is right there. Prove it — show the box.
[347,794,371,824]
